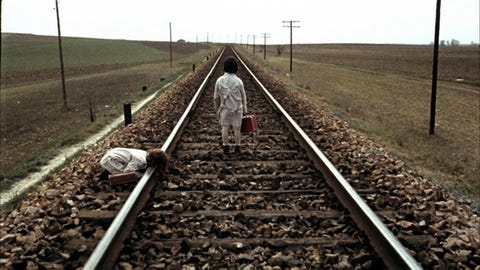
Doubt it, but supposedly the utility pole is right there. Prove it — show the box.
[56,0,67,109]
[247,35,254,50]
[169,22,172,67]
[196,35,198,54]
[261,33,270,60]
[283,20,300,73]
[429,0,441,135]
[252,35,256,54]
[1,0,3,87]
[207,32,209,48]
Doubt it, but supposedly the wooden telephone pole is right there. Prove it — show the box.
[1,0,3,87]
[252,35,256,54]
[169,22,172,67]
[283,20,300,73]
[429,0,441,135]
[55,0,67,109]
[261,33,270,60]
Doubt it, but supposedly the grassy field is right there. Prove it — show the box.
[2,34,168,72]
[0,33,216,190]
[239,44,479,204]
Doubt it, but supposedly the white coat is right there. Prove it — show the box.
[214,73,247,128]
[100,148,147,176]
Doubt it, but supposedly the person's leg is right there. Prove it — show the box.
[234,126,241,153]
[222,126,229,145]
[234,127,241,145]
[221,126,230,153]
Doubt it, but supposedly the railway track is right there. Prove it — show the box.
[84,47,420,269]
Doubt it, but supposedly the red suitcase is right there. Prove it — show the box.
[241,115,258,133]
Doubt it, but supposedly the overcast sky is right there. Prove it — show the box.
[2,0,479,45]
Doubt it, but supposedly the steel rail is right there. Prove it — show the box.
[83,48,226,270]
[232,48,422,270]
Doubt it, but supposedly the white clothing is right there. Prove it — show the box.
[222,126,241,146]
[214,73,247,128]
[100,148,147,176]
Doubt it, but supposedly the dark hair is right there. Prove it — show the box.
[146,148,168,172]
[223,57,238,73]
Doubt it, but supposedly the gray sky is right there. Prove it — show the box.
[3,0,479,45]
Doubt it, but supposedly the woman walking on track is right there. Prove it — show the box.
[214,57,248,154]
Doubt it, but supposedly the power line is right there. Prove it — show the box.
[283,20,300,73]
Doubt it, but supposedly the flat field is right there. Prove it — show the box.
[242,43,479,204]
[0,33,213,189]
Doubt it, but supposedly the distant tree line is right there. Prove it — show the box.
[441,39,460,46]
[430,38,478,46]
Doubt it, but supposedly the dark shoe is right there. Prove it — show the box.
[234,145,241,153]
[223,145,229,154]
[99,170,110,180]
